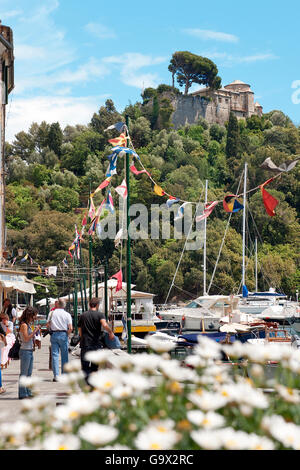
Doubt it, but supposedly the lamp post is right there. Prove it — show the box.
[296,289,299,305]
[125,114,132,353]
[98,263,108,321]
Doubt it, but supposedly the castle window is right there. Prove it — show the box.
[218,98,222,103]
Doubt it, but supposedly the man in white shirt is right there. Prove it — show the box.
[46,298,72,381]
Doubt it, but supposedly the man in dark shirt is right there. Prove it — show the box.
[78,297,115,383]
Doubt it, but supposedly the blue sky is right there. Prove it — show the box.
[1,0,300,142]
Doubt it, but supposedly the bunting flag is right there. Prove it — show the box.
[130,164,150,176]
[37,265,42,273]
[260,178,279,217]
[21,253,29,262]
[166,197,180,208]
[111,269,123,292]
[260,156,300,172]
[114,228,124,247]
[94,199,106,219]
[174,202,190,221]
[88,197,95,220]
[80,213,87,237]
[88,216,99,235]
[106,190,114,214]
[11,257,16,266]
[115,179,127,199]
[63,257,68,267]
[106,152,119,177]
[196,201,219,222]
[105,122,126,133]
[111,146,140,160]
[92,177,111,196]
[108,132,127,147]
[223,195,244,213]
[96,221,102,238]
[154,184,165,196]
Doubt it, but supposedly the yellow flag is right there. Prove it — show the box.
[154,184,165,196]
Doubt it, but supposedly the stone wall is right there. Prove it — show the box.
[170,94,231,128]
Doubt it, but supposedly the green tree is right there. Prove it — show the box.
[225,112,241,175]
[47,122,63,156]
[168,51,221,95]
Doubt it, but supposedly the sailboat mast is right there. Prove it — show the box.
[242,162,248,289]
[255,237,258,292]
[203,180,208,295]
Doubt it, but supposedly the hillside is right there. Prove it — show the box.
[4,94,300,302]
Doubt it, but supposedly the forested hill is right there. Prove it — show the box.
[4,93,300,302]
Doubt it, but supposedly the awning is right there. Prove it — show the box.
[0,280,36,294]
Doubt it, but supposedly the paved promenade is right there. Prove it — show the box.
[0,335,72,422]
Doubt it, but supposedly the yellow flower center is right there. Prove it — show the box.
[177,420,191,431]
[69,411,79,419]
[157,426,167,433]
[104,381,113,388]
[196,388,203,395]
[150,442,162,450]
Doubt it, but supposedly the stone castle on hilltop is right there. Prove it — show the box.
[170,80,263,128]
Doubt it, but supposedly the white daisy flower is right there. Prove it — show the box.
[78,422,118,446]
[84,349,114,365]
[275,385,300,404]
[63,359,82,372]
[188,390,228,411]
[42,433,80,450]
[191,429,222,450]
[88,370,120,392]
[134,424,179,450]
[146,335,176,353]
[187,410,225,429]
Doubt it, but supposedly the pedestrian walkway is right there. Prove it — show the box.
[0,335,72,422]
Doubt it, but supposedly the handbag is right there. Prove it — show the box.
[8,333,21,360]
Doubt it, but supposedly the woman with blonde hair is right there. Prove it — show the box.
[18,306,40,399]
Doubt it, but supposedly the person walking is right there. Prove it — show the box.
[47,298,72,382]
[0,322,7,394]
[78,297,116,384]
[1,299,17,327]
[18,306,41,399]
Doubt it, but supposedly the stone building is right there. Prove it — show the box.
[0,22,14,268]
[171,80,263,128]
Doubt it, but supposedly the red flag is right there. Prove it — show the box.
[130,164,150,176]
[260,178,279,217]
[111,269,123,292]
[92,177,111,196]
[196,201,219,222]
[108,133,127,147]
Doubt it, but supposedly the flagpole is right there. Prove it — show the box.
[203,179,208,296]
[88,179,93,301]
[125,115,132,354]
[242,162,247,290]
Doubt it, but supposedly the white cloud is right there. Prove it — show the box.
[14,57,110,94]
[1,9,23,19]
[103,52,166,89]
[183,28,239,43]
[199,51,279,66]
[5,94,110,142]
[85,22,116,39]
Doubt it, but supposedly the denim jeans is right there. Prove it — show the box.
[19,349,34,399]
[50,331,69,377]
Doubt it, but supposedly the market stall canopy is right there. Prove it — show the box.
[0,270,37,294]
[36,297,57,306]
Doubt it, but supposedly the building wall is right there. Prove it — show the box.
[170,85,262,128]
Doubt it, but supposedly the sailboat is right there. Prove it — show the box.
[237,164,300,327]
